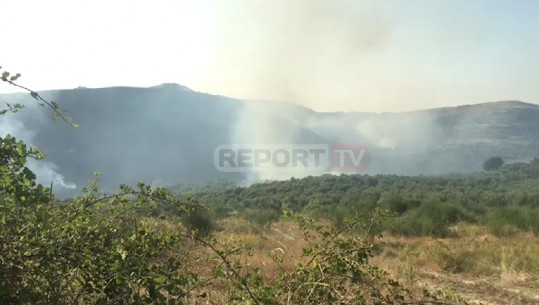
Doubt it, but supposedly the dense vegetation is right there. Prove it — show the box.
[178,159,539,237]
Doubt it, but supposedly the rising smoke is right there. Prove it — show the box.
[220,1,439,182]
[0,94,76,191]
[213,0,394,112]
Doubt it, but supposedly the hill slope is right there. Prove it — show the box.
[1,85,538,194]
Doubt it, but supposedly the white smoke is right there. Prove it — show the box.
[231,101,325,183]
[356,120,396,150]
[0,98,77,190]
[222,1,400,182]
[212,0,394,112]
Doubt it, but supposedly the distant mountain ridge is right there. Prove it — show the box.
[1,84,538,194]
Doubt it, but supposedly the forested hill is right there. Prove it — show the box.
[1,84,539,195]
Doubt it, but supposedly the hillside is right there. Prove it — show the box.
[1,85,538,195]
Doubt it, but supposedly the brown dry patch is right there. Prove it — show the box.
[373,224,539,304]
[181,218,539,304]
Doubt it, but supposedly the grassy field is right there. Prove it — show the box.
[198,217,539,304]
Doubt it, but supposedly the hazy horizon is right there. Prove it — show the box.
[2,0,539,112]
[1,83,538,115]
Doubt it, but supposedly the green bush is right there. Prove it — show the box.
[379,196,420,215]
[181,205,215,237]
[242,207,281,230]
[483,206,539,236]
[384,200,471,237]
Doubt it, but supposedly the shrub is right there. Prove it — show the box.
[483,206,539,236]
[242,207,281,231]
[483,156,504,171]
[182,205,215,237]
[384,200,471,237]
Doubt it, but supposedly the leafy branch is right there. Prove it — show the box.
[0,66,77,128]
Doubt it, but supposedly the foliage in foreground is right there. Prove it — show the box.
[0,132,194,303]
[0,133,467,304]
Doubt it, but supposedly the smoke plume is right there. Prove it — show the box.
[213,0,394,112]
[0,95,76,191]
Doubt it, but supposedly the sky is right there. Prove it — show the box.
[1,0,539,112]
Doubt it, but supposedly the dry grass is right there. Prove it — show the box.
[214,218,308,281]
[373,223,539,304]
[206,218,539,304]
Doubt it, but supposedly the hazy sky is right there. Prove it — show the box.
[1,0,538,112]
